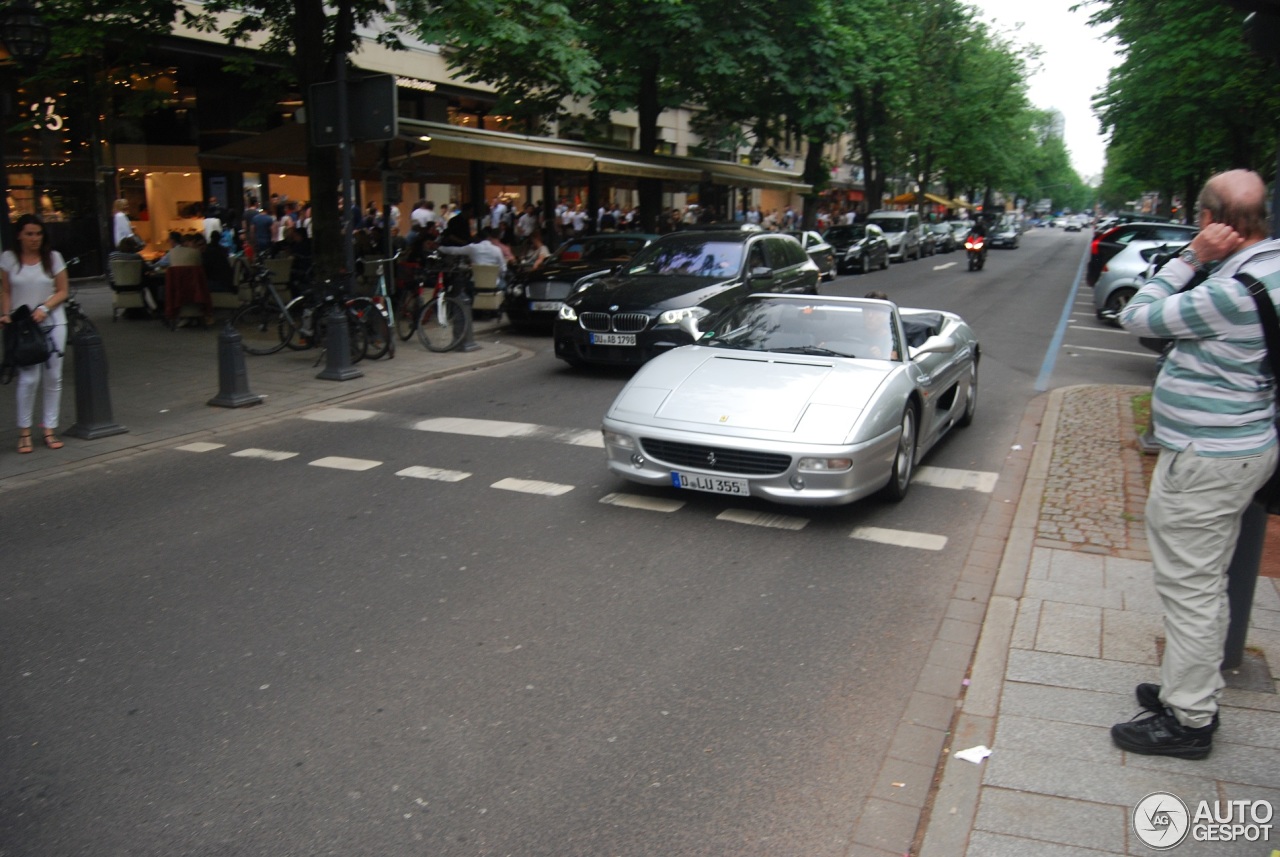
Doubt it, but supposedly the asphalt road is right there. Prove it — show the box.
[0,226,1154,856]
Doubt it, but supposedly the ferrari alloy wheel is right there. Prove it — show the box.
[959,362,978,427]
[883,405,917,501]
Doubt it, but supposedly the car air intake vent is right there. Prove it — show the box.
[640,438,791,475]
[612,313,650,333]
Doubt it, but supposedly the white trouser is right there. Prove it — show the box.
[1146,444,1278,728]
[15,322,67,430]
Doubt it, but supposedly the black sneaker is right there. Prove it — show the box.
[1134,683,1219,732]
[1111,710,1214,759]
[1135,682,1162,713]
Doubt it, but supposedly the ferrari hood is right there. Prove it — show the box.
[610,348,890,440]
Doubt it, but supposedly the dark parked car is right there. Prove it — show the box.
[823,223,890,273]
[1086,221,1198,287]
[504,233,657,329]
[925,222,957,253]
[553,229,820,368]
[988,216,1021,249]
[785,230,837,281]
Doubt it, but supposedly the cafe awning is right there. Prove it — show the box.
[888,191,964,208]
[200,118,810,193]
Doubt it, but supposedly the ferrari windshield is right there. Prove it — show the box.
[701,299,900,361]
[626,236,745,278]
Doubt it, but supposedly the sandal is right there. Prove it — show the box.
[17,431,33,454]
[42,430,63,450]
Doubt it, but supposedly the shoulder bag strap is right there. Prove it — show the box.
[1236,272,1280,383]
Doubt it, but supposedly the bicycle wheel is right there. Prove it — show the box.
[311,305,369,363]
[394,290,421,341]
[283,295,314,351]
[348,297,392,360]
[230,301,291,355]
[416,295,469,352]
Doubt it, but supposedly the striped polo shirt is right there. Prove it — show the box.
[1118,239,1280,455]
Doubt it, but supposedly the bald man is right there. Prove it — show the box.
[1115,169,1280,758]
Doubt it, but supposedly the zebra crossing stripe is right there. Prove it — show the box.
[913,466,998,493]
[415,417,541,438]
[176,442,225,453]
[302,407,382,423]
[492,477,574,496]
[231,448,298,461]
[310,456,382,471]
[717,509,808,530]
[849,526,947,551]
[396,466,471,482]
[599,493,685,512]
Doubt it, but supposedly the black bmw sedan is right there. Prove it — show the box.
[504,233,657,329]
[553,229,820,368]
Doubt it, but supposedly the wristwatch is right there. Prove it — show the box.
[1177,246,1205,271]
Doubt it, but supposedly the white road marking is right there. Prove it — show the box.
[717,509,808,530]
[554,429,606,448]
[416,416,605,448]
[1064,343,1154,358]
[492,477,574,496]
[395,466,471,482]
[310,456,382,471]
[303,407,381,423]
[176,442,225,453]
[599,493,685,512]
[415,417,541,438]
[913,466,998,493]
[933,262,958,271]
[850,526,947,551]
[231,448,298,461]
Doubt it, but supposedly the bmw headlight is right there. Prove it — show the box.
[507,283,525,299]
[657,306,710,326]
[558,304,578,321]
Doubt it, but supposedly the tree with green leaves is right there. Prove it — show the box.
[1080,0,1280,220]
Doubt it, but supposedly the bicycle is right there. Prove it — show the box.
[282,279,370,364]
[415,255,472,352]
[228,260,295,355]
[351,252,399,360]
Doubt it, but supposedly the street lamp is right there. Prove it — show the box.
[0,0,51,249]
[0,0,51,67]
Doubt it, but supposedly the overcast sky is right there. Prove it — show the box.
[968,0,1118,182]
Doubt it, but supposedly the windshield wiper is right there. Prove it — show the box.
[770,345,854,358]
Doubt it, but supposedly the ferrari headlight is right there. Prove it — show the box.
[798,457,853,473]
[657,306,710,326]
[602,429,636,450]
[559,304,578,321]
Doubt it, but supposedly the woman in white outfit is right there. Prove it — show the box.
[112,198,135,247]
[0,214,70,454]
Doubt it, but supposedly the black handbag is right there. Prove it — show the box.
[2,304,51,382]
[1237,271,1280,513]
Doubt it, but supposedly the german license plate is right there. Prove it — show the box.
[590,332,636,346]
[529,300,562,312]
[671,471,749,495]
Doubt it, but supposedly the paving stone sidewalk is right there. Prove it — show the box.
[917,385,1280,857]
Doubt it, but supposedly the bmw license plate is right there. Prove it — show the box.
[590,332,636,346]
[671,471,749,495]
[529,300,562,312]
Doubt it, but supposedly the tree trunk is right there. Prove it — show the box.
[801,137,826,229]
[636,58,663,233]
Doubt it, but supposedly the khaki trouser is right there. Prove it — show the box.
[1146,444,1278,728]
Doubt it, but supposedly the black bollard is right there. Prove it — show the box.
[65,324,128,439]
[316,302,362,381]
[1222,499,1267,670]
[208,322,263,407]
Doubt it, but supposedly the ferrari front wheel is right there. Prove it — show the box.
[882,404,917,502]
[958,362,978,427]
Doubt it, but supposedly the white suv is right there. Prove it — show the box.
[865,210,922,262]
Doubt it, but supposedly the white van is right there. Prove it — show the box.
[865,210,922,262]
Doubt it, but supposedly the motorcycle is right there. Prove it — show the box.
[964,233,987,271]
